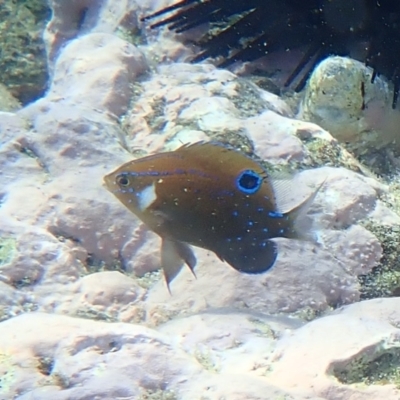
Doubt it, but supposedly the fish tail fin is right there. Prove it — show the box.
[161,239,197,293]
[285,179,325,241]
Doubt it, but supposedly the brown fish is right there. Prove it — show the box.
[104,142,321,290]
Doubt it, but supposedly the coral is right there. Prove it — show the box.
[0,0,50,104]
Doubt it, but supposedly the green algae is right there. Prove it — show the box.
[148,305,180,327]
[0,0,50,104]
[73,307,120,323]
[0,237,17,266]
[84,253,125,275]
[136,270,162,289]
[332,344,400,387]
[358,221,400,299]
[231,78,275,118]
[0,301,38,323]
[292,306,328,322]
[0,353,16,393]
[248,317,278,339]
[298,136,370,175]
[139,389,177,400]
[115,25,145,47]
[193,346,220,373]
[208,129,254,155]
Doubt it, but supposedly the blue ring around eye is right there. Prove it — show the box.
[236,169,262,194]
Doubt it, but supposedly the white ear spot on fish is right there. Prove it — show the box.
[137,183,157,211]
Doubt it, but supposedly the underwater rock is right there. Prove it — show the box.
[44,0,191,69]
[299,56,400,155]
[44,0,137,65]
[268,298,400,399]
[2,302,400,399]
[0,312,202,399]
[0,1,400,398]
[68,271,146,318]
[48,32,147,117]
[0,47,392,321]
[0,312,322,400]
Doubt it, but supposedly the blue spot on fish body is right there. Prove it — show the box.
[268,211,284,218]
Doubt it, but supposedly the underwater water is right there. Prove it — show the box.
[1,0,400,399]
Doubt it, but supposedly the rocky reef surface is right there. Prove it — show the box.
[1,0,400,399]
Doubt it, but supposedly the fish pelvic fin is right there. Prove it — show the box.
[161,238,197,293]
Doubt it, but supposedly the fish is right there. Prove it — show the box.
[104,141,322,291]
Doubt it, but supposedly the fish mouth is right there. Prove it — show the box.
[102,174,114,190]
[102,176,123,194]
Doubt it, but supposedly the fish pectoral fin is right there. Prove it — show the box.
[216,239,278,274]
[160,239,197,292]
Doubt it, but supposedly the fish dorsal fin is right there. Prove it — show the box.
[176,140,228,152]
[175,140,247,161]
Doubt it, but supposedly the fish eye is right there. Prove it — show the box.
[116,174,130,187]
[236,170,262,194]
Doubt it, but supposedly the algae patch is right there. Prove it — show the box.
[332,344,400,387]
[0,0,50,104]
[139,389,177,400]
[299,136,369,175]
[0,353,16,393]
[0,237,17,265]
[248,317,278,339]
[193,345,220,373]
[358,222,400,299]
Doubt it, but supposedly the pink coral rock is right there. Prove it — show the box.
[0,0,399,398]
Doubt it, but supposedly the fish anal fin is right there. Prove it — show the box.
[216,239,278,274]
[160,239,197,293]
